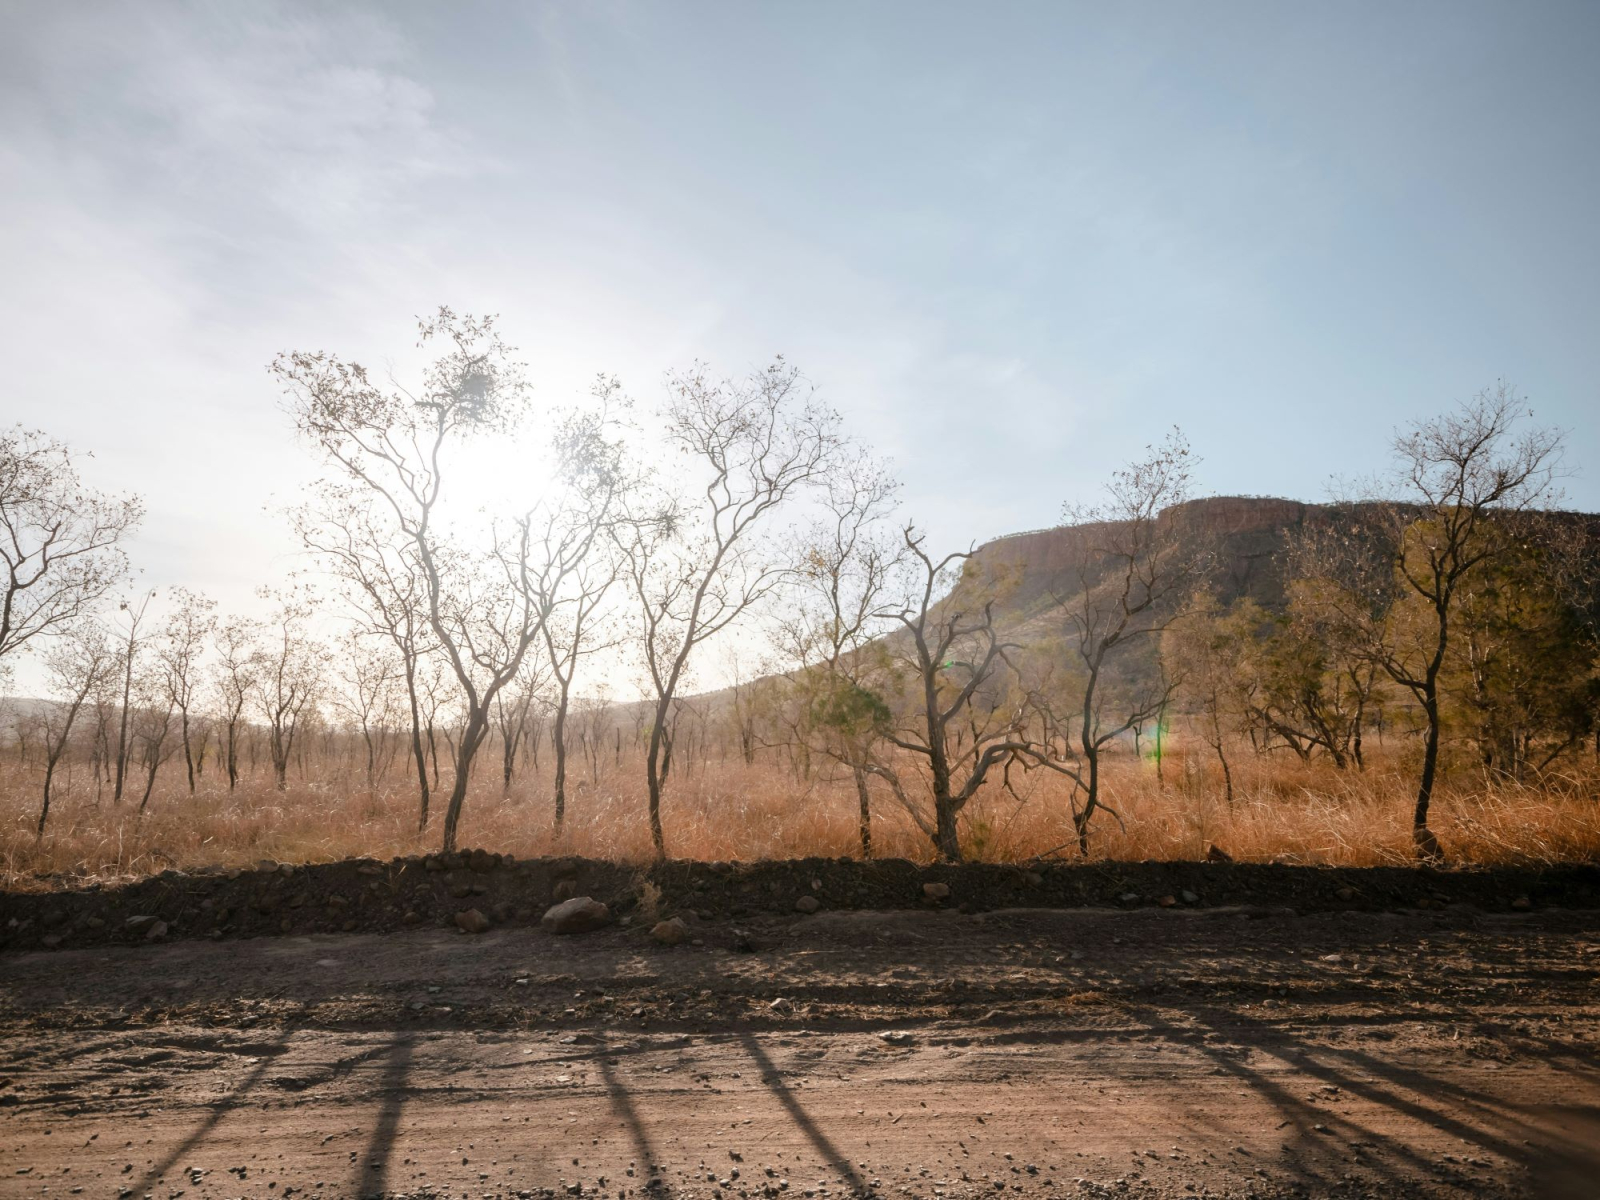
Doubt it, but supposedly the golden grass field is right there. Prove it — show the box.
[3,732,1598,890]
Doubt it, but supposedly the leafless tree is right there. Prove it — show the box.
[37,621,117,835]
[771,450,902,857]
[330,629,400,791]
[253,589,326,791]
[854,526,1033,862]
[0,427,141,666]
[110,590,157,803]
[212,615,260,791]
[622,360,846,858]
[289,480,437,828]
[1035,430,1207,853]
[1297,385,1563,859]
[158,588,215,794]
[279,310,626,850]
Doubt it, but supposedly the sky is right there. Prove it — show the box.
[3,0,1598,630]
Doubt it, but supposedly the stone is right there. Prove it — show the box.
[1118,892,1141,904]
[145,920,169,941]
[793,895,821,914]
[1511,896,1532,911]
[1206,844,1233,862]
[124,915,159,931]
[650,918,689,946]
[1157,895,1177,908]
[1335,887,1357,901]
[455,908,491,934]
[922,882,951,900]
[541,896,611,935]
[1181,889,1200,904]
[878,1030,913,1045]
[1023,871,1044,886]
[402,911,422,925]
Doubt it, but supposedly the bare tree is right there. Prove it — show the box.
[290,480,436,828]
[542,547,623,830]
[279,312,628,849]
[253,589,326,791]
[1036,431,1206,853]
[623,360,846,858]
[212,615,260,791]
[771,451,901,857]
[37,621,117,835]
[1299,386,1563,859]
[857,527,1035,862]
[159,588,215,794]
[0,427,141,666]
[330,629,399,791]
[110,590,157,803]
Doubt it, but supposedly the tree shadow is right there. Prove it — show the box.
[351,1031,415,1197]
[131,1029,293,1195]
[738,1032,867,1196]
[594,1034,673,1196]
[1136,1003,1600,1195]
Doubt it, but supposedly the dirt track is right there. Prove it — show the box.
[3,903,1599,1199]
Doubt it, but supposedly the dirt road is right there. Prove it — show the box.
[3,904,1598,1199]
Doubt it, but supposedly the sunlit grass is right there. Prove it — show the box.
[2,736,1597,890]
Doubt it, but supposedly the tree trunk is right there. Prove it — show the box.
[1412,692,1445,862]
[552,690,570,831]
[645,707,668,859]
[853,764,872,859]
[181,710,195,793]
[440,712,489,853]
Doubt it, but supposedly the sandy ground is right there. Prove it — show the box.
[2,904,1598,1199]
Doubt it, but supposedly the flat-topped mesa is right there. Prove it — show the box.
[969,495,1316,615]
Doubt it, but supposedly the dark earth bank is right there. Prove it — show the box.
[4,854,1598,954]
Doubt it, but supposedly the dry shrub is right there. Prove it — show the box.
[2,734,1597,890]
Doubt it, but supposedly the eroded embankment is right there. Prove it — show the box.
[3,852,1598,953]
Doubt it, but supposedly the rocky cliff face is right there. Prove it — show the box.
[969,495,1315,626]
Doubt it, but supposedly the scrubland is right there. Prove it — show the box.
[4,735,1597,889]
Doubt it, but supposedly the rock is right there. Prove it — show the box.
[40,934,63,948]
[922,882,951,900]
[878,1030,913,1045]
[1511,896,1532,911]
[454,908,491,934]
[1206,844,1233,863]
[84,917,105,930]
[449,882,473,899]
[1335,887,1357,901]
[402,910,422,925]
[1023,871,1044,886]
[1118,892,1141,904]
[1181,889,1200,904]
[541,897,611,935]
[124,915,159,931]
[1157,895,1177,908]
[145,920,169,941]
[650,917,690,946]
[794,896,821,914]
[768,997,792,1012]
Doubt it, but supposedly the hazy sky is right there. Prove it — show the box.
[3,1,1598,620]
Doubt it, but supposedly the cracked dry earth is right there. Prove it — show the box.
[2,905,1599,1200]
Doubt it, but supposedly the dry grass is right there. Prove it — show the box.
[3,737,1598,890]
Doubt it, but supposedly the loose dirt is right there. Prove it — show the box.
[3,899,1599,1199]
